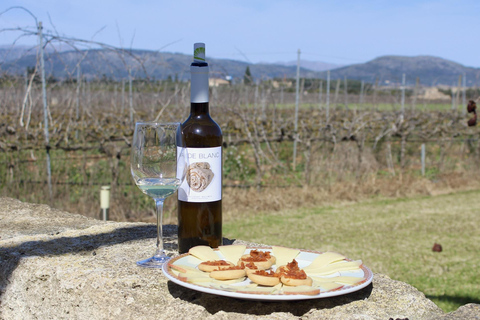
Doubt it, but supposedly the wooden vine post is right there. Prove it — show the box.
[37,21,53,200]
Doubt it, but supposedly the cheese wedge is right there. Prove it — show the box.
[189,278,243,287]
[180,268,207,275]
[178,272,210,279]
[309,276,336,283]
[236,286,277,295]
[303,252,346,271]
[314,281,344,291]
[305,260,362,276]
[169,263,200,273]
[185,277,215,283]
[188,245,221,261]
[218,245,247,264]
[310,275,365,286]
[210,278,246,285]
[281,285,320,295]
[212,283,258,291]
[271,246,300,267]
[209,281,253,291]
[331,276,365,285]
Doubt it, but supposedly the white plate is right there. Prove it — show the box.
[162,246,373,301]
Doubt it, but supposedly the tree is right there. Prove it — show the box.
[244,66,253,85]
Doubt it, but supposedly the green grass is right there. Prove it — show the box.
[223,189,480,313]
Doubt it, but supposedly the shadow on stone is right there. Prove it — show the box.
[167,281,373,317]
[0,224,160,299]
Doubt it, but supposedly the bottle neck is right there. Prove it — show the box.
[190,102,209,116]
[190,63,209,104]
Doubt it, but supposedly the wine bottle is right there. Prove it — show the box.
[177,43,223,254]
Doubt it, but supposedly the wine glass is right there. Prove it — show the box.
[130,121,187,268]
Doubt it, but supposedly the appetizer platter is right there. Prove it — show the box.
[162,245,373,301]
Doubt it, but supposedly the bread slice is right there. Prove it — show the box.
[198,260,234,272]
[210,268,246,280]
[281,285,320,295]
[247,271,280,286]
[280,275,313,287]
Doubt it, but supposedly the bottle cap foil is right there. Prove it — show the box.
[193,43,206,62]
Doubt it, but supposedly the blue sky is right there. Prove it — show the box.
[1,0,478,67]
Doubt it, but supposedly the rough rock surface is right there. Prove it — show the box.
[1,197,479,320]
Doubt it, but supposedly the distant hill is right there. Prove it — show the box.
[0,47,320,82]
[1,46,479,86]
[271,59,342,72]
[322,55,480,87]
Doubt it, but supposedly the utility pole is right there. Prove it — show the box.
[293,49,301,170]
[318,80,323,110]
[359,80,364,105]
[344,76,348,109]
[326,70,330,122]
[401,73,406,120]
[462,73,467,115]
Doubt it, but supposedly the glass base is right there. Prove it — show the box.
[137,254,170,268]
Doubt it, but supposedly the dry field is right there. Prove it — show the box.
[2,80,480,312]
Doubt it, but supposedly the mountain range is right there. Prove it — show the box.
[0,45,479,86]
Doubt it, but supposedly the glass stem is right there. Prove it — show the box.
[154,198,165,258]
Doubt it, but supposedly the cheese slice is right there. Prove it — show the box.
[211,278,246,285]
[188,245,221,261]
[314,281,344,291]
[179,268,206,275]
[303,252,346,271]
[271,282,283,294]
[181,275,246,285]
[212,283,258,291]
[178,272,210,279]
[218,245,247,264]
[309,276,337,283]
[281,285,320,295]
[310,275,365,285]
[235,286,277,294]
[187,278,216,286]
[210,281,253,291]
[169,263,199,273]
[271,246,300,267]
[305,260,362,276]
[330,276,365,285]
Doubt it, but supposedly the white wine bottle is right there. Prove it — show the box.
[177,43,222,254]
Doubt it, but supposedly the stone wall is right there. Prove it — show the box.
[1,197,479,319]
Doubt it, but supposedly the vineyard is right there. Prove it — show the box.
[0,16,479,221]
[2,76,480,222]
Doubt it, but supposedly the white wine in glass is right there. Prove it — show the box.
[130,121,187,268]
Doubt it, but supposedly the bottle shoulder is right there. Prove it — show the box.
[182,116,222,133]
[181,115,222,146]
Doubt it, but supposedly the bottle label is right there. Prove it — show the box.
[177,146,222,202]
